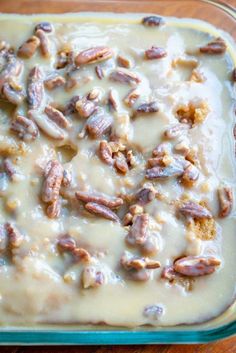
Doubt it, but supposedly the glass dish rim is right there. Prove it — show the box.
[0,0,235,345]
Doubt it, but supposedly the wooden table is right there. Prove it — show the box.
[0,0,236,351]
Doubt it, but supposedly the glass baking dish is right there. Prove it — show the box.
[0,0,236,345]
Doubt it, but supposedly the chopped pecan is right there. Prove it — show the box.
[164,123,189,139]
[126,213,149,245]
[99,140,114,165]
[62,169,72,187]
[58,234,76,251]
[179,201,212,219]
[45,105,71,129]
[75,46,113,66]
[126,150,136,167]
[56,49,71,69]
[152,142,171,157]
[123,212,133,226]
[181,164,199,187]
[5,222,24,248]
[27,66,44,109]
[86,111,112,138]
[114,152,129,174]
[135,101,159,115]
[129,204,144,216]
[121,252,160,270]
[108,89,118,111]
[123,88,140,107]
[35,22,53,33]
[146,162,184,179]
[161,265,177,282]
[75,190,123,208]
[46,198,61,218]
[3,158,16,180]
[145,46,167,60]
[87,88,101,102]
[35,29,51,58]
[42,160,64,203]
[95,65,104,79]
[63,95,81,115]
[143,305,164,320]
[232,68,236,82]
[0,56,22,90]
[28,110,66,140]
[136,187,156,205]
[75,98,96,118]
[174,256,221,276]
[73,247,91,263]
[218,186,233,218]
[2,82,24,105]
[147,156,165,167]
[44,74,65,90]
[85,202,120,222]
[110,68,141,85]
[17,36,40,58]
[200,37,226,55]
[82,266,105,289]
[176,101,209,125]
[117,55,132,68]
[142,16,164,27]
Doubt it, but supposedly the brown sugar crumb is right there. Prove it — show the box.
[188,217,216,241]
[176,101,209,125]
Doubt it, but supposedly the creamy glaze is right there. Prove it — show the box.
[0,14,235,327]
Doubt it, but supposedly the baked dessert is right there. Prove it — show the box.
[0,13,235,327]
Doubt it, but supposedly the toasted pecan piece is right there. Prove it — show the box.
[86,111,112,138]
[199,37,226,55]
[95,65,104,79]
[174,256,221,276]
[11,114,39,141]
[5,222,24,248]
[136,187,156,205]
[218,186,233,218]
[75,98,96,118]
[35,22,53,33]
[75,190,123,209]
[82,266,105,289]
[75,46,113,66]
[58,234,77,252]
[126,214,149,245]
[163,123,189,140]
[114,151,129,174]
[110,68,141,85]
[117,55,132,68]
[142,16,164,27]
[135,101,159,115]
[73,247,91,263]
[146,163,184,179]
[63,95,81,115]
[2,82,24,105]
[46,198,61,218]
[145,46,167,60]
[44,74,65,90]
[17,36,40,58]
[45,105,71,129]
[123,88,140,107]
[85,202,120,222]
[3,158,16,180]
[42,160,64,203]
[0,56,23,91]
[121,252,160,270]
[27,66,44,110]
[99,140,114,165]
[35,29,51,58]
[181,163,199,187]
[108,89,118,111]
[179,201,212,219]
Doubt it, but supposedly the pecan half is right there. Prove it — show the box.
[108,89,118,111]
[17,36,40,58]
[35,29,51,58]
[46,198,61,218]
[27,66,44,110]
[145,46,167,60]
[117,55,132,68]
[121,252,160,270]
[123,88,140,107]
[174,256,221,276]
[45,105,71,129]
[75,98,96,118]
[42,160,64,203]
[199,37,226,55]
[44,74,65,90]
[0,56,22,90]
[95,65,104,79]
[110,68,141,85]
[58,235,76,252]
[75,190,123,208]
[136,187,156,205]
[126,214,149,245]
[5,222,24,248]
[114,151,129,174]
[135,101,159,115]
[63,95,81,115]
[164,123,189,139]
[218,186,233,218]
[28,110,66,140]
[146,163,184,179]
[35,22,53,33]
[82,266,105,289]
[85,202,120,222]
[2,82,24,105]
[75,46,113,66]
[142,16,164,27]
[86,111,112,138]
[179,201,212,219]
[99,140,114,165]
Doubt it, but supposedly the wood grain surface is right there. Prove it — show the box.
[0,0,236,351]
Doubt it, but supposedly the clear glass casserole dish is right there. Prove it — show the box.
[0,0,235,345]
